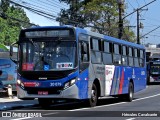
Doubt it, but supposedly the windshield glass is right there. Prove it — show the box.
[20,40,77,71]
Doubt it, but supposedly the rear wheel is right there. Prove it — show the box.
[126,82,134,102]
[38,98,53,108]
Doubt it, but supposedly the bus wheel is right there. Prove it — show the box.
[88,83,98,107]
[38,98,52,108]
[126,82,134,102]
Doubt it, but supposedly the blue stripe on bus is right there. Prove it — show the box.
[76,69,89,99]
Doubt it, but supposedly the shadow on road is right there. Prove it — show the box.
[147,82,160,86]
[35,97,127,110]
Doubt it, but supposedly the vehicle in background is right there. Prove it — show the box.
[0,44,17,93]
[10,26,146,107]
[147,60,160,84]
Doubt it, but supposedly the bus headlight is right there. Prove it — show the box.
[64,79,76,90]
[17,79,21,85]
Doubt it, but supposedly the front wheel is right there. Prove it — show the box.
[86,83,98,107]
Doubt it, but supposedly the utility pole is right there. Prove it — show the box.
[123,0,156,44]
[117,0,124,39]
[137,9,140,44]
[137,9,147,44]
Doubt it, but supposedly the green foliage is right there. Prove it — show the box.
[0,1,31,45]
[0,43,8,51]
[58,0,136,42]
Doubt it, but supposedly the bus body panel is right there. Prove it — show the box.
[14,25,146,102]
[17,84,79,99]
[17,71,80,99]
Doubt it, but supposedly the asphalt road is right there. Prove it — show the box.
[1,84,160,120]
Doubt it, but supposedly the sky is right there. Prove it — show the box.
[22,0,160,45]
[125,0,160,45]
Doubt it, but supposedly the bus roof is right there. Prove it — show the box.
[21,25,145,49]
[75,27,145,49]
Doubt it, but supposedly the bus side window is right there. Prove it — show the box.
[81,42,89,62]
[134,48,139,67]
[128,47,134,66]
[113,44,121,65]
[79,41,89,72]
[139,50,144,67]
[102,41,113,64]
[90,38,102,64]
[122,45,128,66]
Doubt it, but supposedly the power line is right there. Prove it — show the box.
[127,0,135,9]
[20,1,59,15]
[9,0,79,26]
[0,12,37,26]
[46,0,68,8]
[140,25,160,39]
[9,0,57,18]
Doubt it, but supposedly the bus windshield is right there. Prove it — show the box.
[20,40,77,71]
[150,64,160,75]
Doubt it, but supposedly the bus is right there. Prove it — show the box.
[147,60,160,84]
[0,44,17,93]
[10,26,146,107]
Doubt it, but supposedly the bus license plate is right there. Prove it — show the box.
[38,91,48,95]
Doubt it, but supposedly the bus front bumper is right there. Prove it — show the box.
[17,84,79,99]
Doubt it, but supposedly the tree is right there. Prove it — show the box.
[58,0,136,42]
[0,0,31,45]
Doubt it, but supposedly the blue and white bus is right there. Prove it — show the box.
[147,60,160,84]
[0,44,17,92]
[10,26,146,107]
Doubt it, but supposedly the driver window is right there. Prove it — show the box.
[80,42,89,62]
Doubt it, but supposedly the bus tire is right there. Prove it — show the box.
[87,83,98,107]
[38,98,52,108]
[126,82,134,102]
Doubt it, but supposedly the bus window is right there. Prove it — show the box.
[128,47,134,66]
[81,42,89,62]
[113,44,121,65]
[91,38,102,64]
[79,41,89,71]
[103,41,113,64]
[139,50,144,67]
[122,46,128,66]
[134,48,139,67]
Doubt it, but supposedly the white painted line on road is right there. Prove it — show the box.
[126,118,136,120]
[69,101,127,111]
[133,93,160,102]
[10,117,32,120]
[69,93,160,111]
